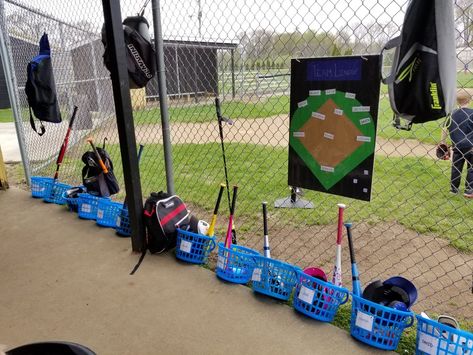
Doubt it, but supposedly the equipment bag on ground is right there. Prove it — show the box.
[81,147,119,197]
[381,0,456,131]
[25,33,62,136]
[143,192,191,254]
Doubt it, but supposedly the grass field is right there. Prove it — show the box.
[134,94,444,144]
[97,143,472,252]
[0,108,13,123]
[59,142,472,251]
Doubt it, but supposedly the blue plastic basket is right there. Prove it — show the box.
[416,315,473,355]
[31,176,54,198]
[77,193,107,220]
[293,269,349,322]
[115,207,131,237]
[43,181,71,205]
[175,229,217,264]
[96,199,123,228]
[216,243,260,284]
[350,294,414,351]
[251,256,301,301]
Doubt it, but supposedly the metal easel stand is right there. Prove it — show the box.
[274,187,314,209]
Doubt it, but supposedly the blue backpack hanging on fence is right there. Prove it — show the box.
[25,33,62,136]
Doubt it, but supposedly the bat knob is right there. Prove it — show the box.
[344,222,352,228]
[337,203,346,209]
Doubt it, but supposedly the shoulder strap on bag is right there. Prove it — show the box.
[380,36,402,85]
[29,106,45,136]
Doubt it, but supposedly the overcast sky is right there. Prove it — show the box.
[4,0,408,42]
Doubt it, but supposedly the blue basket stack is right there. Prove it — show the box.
[293,269,349,322]
[96,199,123,228]
[415,315,473,355]
[350,294,414,351]
[251,256,301,301]
[216,243,259,284]
[43,180,71,205]
[115,207,131,237]
[175,228,216,264]
[77,193,108,220]
[31,176,54,198]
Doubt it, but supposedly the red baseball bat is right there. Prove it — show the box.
[53,106,78,182]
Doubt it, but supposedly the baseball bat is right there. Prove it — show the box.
[345,222,361,296]
[207,183,225,237]
[262,201,271,258]
[224,185,238,248]
[215,97,237,245]
[332,203,346,287]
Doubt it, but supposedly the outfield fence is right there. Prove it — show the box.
[1,0,472,322]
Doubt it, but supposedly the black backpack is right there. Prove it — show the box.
[81,147,119,197]
[25,33,61,136]
[102,15,156,89]
[143,191,191,254]
[382,0,456,130]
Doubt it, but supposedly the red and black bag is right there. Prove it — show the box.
[143,191,190,254]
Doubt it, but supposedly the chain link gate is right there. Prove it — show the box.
[1,0,472,322]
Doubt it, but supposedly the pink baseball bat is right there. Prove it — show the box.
[224,186,238,248]
[332,203,346,286]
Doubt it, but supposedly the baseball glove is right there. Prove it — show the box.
[436,143,451,160]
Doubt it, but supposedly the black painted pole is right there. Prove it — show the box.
[102,0,145,252]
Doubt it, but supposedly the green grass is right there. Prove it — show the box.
[107,143,472,252]
[0,108,13,123]
[135,94,445,145]
[55,141,473,252]
[377,97,444,145]
[134,95,290,124]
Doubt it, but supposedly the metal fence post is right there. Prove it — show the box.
[151,0,174,195]
[58,22,74,112]
[0,0,31,184]
[231,49,235,99]
[101,0,145,252]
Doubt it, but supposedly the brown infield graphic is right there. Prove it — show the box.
[297,99,363,167]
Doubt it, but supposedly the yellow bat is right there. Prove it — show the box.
[207,183,225,237]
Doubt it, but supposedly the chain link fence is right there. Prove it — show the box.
[1,0,472,322]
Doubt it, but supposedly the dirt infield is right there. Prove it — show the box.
[109,115,437,159]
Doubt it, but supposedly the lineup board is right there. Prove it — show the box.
[288,55,381,201]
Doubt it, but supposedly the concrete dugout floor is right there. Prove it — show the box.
[0,189,385,355]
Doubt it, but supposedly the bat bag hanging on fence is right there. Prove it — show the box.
[101,15,156,89]
[381,0,456,131]
[25,33,62,136]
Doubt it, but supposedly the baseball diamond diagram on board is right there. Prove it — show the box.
[289,55,381,201]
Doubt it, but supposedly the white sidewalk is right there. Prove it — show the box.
[0,122,21,162]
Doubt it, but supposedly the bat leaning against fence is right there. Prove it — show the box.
[332,203,346,287]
